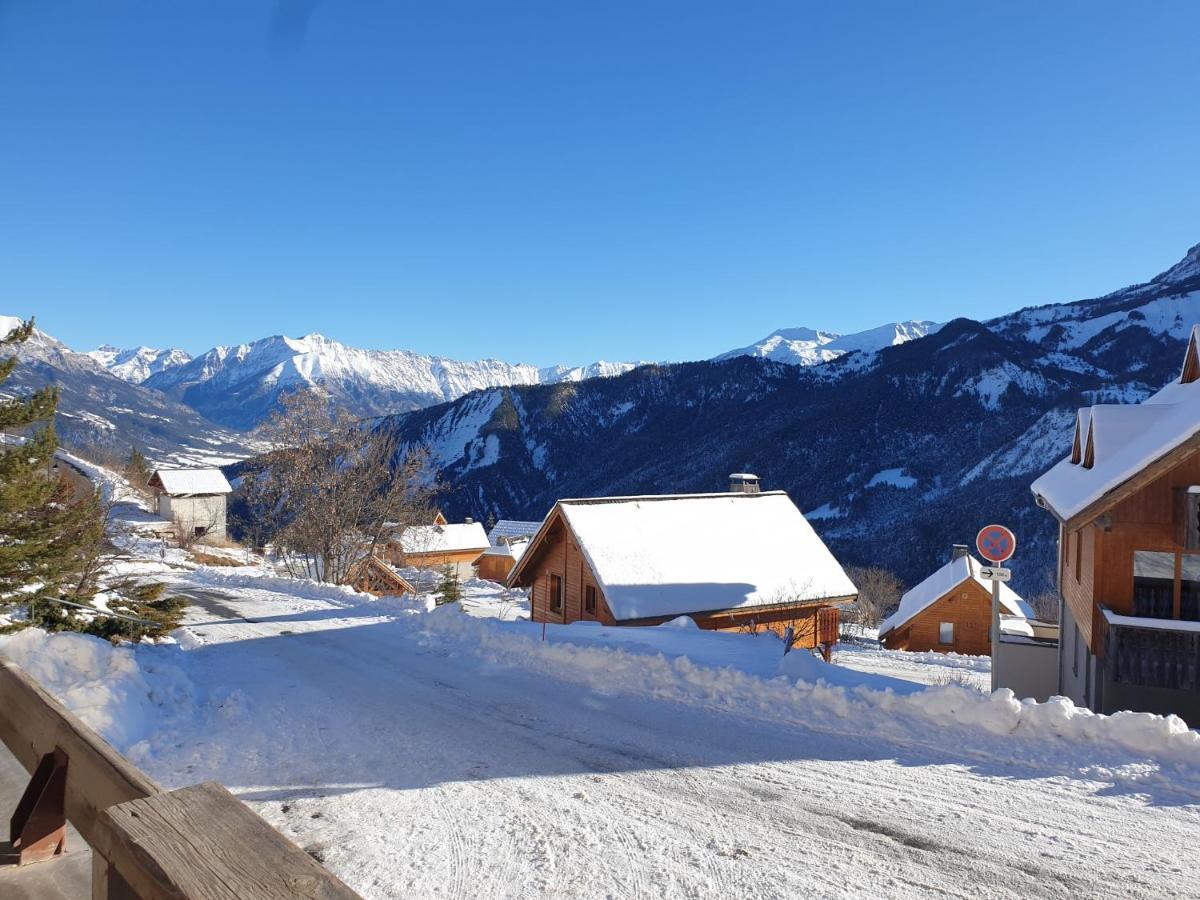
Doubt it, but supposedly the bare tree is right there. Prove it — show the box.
[844,567,904,636]
[237,390,437,584]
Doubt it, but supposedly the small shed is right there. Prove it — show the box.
[507,490,857,656]
[878,547,1033,655]
[474,538,529,583]
[147,468,233,543]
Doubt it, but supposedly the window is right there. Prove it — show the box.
[1072,618,1079,678]
[194,526,208,537]
[1073,530,1082,583]
[1182,556,1200,622]
[584,584,597,615]
[1132,551,1175,619]
[548,574,563,613]
[938,622,954,645]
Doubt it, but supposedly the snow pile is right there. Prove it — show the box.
[416,606,1200,770]
[0,629,193,748]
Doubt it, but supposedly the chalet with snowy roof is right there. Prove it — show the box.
[507,479,857,657]
[384,517,489,576]
[474,538,529,583]
[878,545,1034,656]
[148,467,232,542]
[1031,325,1200,724]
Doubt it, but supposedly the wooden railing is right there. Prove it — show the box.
[0,658,361,899]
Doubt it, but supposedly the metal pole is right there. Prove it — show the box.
[991,576,1000,692]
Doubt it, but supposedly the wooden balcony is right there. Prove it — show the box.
[0,658,361,899]
[1100,606,1200,692]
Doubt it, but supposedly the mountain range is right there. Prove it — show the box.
[376,242,1200,590]
[9,240,1200,589]
[83,320,938,430]
[0,316,254,466]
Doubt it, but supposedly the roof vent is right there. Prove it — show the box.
[729,473,761,494]
[951,544,970,562]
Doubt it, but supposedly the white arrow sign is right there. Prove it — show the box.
[979,566,1011,582]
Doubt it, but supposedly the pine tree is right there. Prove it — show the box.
[435,564,462,606]
[0,319,103,618]
[125,446,152,491]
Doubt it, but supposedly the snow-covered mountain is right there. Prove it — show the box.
[87,344,192,384]
[378,242,1200,590]
[142,331,641,429]
[0,316,254,464]
[716,320,942,366]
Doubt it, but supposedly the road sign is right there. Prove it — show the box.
[976,524,1016,563]
[978,566,1011,582]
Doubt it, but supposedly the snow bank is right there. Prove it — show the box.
[415,606,1200,770]
[180,569,382,604]
[0,629,193,748]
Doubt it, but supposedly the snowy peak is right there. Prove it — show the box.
[139,331,641,430]
[87,344,192,384]
[1152,241,1200,287]
[717,320,941,366]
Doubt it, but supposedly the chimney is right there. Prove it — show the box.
[951,544,970,562]
[729,473,761,495]
[465,517,474,524]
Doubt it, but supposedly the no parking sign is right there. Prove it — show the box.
[976,524,1016,564]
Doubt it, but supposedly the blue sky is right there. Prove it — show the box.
[1,2,1198,366]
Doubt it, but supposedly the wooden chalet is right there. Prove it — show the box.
[474,539,529,583]
[1031,325,1200,724]
[383,518,489,572]
[507,484,857,657]
[878,545,1033,655]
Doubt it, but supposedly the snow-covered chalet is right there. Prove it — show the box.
[507,476,858,658]
[878,545,1035,655]
[1031,325,1200,724]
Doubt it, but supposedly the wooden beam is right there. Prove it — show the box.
[100,782,359,900]
[0,661,158,849]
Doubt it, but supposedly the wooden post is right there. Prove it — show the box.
[8,747,68,865]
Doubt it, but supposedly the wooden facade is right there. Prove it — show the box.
[881,577,996,655]
[475,551,518,584]
[1033,331,1200,722]
[512,507,846,655]
[1058,443,1200,655]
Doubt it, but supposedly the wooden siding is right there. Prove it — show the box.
[475,553,516,583]
[382,543,486,569]
[881,578,996,656]
[1071,453,1200,654]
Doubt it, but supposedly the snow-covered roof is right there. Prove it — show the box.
[151,468,232,496]
[1032,325,1200,522]
[524,491,856,621]
[398,521,489,555]
[478,538,529,561]
[487,519,542,545]
[879,554,1033,637]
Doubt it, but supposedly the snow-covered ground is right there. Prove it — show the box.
[3,473,1200,898]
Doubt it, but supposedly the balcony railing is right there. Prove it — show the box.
[1100,607,1200,692]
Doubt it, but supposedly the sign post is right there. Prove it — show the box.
[976,524,1016,692]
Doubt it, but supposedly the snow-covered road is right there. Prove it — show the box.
[135,583,1200,899]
